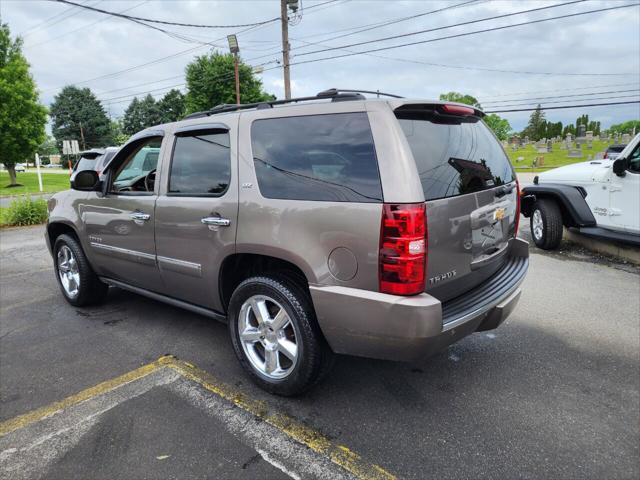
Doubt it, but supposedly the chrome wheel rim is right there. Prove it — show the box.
[532,209,544,241]
[238,295,299,379]
[57,245,80,298]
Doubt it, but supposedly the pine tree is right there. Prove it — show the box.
[49,86,112,151]
[524,105,546,141]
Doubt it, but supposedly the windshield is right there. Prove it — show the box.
[395,109,514,201]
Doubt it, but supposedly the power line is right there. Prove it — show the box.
[244,0,481,64]
[482,89,640,105]
[41,6,295,93]
[26,1,148,49]
[52,0,281,28]
[19,0,98,36]
[300,0,482,45]
[486,100,640,113]
[282,2,639,76]
[294,0,588,58]
[488,93,640,108]
[291,36,638,78]
[480,82,640,100]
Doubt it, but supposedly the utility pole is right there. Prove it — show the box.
[280,0,291,99]
[234,53,240,105]
[79,122,86,150]
[227,35,241,105]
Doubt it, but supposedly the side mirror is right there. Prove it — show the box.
[612,158,627,177]
[71,170,101,191]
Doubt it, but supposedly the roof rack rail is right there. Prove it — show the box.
[183,88,403,119]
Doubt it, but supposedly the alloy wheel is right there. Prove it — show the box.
[238,295,299,379]
[57,245,80,298]
[532,209,544,241]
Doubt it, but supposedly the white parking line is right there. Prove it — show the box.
[0,357,395,480]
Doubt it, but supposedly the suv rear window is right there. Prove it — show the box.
[396,109,514,201]
[251,113,383,202]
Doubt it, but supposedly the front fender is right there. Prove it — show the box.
[521,183,596,228]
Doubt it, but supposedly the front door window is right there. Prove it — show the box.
[111,137,162,194]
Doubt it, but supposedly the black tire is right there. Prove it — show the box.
[530,198,564,250]
[228,275,334,396]
[53,234,109,306]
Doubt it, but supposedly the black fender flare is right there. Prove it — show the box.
[521,183,596,228]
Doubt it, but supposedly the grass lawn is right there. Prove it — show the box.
[0,171,70,197]
[508,139,610,172]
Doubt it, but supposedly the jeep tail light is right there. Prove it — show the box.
[514,179,521,237]
[379,203,426,296]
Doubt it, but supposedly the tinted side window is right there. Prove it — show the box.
[169,132,231,195]
[396,111,515,201]
[251,113,383,202]
[75,157,97,172]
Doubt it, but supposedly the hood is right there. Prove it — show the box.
[538,159,613,184]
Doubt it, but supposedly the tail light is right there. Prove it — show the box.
[439,104,475,116]
[379,203,426,296]
[514,179,521,237]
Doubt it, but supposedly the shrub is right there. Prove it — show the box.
[2,196,48,226]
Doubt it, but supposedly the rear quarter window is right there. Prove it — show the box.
[75,157,97,172]
[250,112,383,202]
[396,109,514,201]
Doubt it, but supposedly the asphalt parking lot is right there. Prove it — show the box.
[1,224,638,480]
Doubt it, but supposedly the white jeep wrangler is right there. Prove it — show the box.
[521,133,640,250]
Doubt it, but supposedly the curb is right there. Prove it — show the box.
[563,228,640,265]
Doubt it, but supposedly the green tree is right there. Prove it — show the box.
[438,91,481,108]
[158,89,185,123]
[185,52,274,113]
[49,86,112,151]
[608,120,640,135]
[38,135,58,156]
[562,123,576,137]
[110,119,128,145]
[483,113,511,141]
[0,23,47,186]
[523,104,546,141]
[575,114,589,133]
[122,94,163,135]
[36,135,59,165]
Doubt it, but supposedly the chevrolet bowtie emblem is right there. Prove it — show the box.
[493,207,506,221]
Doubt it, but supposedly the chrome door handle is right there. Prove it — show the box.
[129,212,151,221]
[201,216,231,227]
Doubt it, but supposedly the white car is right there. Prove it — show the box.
[521,133,640,249]
[15,164,26,172]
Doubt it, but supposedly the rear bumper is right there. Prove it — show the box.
[310,238,529,362]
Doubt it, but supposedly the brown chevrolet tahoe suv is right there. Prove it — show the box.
[46,89,529,395]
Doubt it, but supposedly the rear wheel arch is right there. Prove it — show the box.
[218,253,311,314]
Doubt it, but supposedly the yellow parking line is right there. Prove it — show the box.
[164,356,396,480]
[0,355,396,480]
[0,359,163,437]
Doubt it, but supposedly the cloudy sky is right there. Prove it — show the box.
[2,0,639,131]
